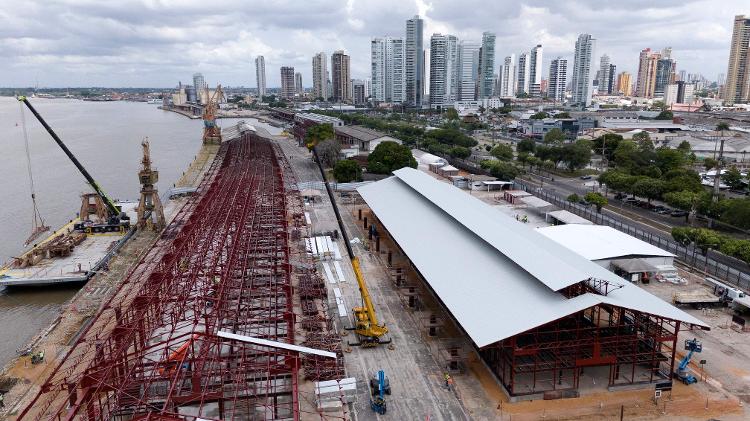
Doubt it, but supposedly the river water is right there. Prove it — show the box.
[0,97,280,367]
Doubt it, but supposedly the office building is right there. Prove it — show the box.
[636,48,660,98]
[429,33,459,108]
[331,50,351,102]
[193,73,206,104]
[596,54,610,94]
[529,44,543,97]
[405,15,425,107]
[457,40,480,101]
[352,79,366,105]
[617,71,632,96]
[655,48,676,97]
[280,66,295,99]
[571,34,596,106]
[478,32,496,99]
[499,55,516,98]
[665,80,694,104]
[548,57,567,102]
[371,37,405,103]
[312,52,328,100]
[255,56,267,97]
[724,15,750,105]
[516,52,530,95]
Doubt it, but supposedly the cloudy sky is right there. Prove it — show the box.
[0,0,746,88]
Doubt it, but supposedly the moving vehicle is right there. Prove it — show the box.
[670,210,689,217]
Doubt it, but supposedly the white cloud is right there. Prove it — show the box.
[0,0,745,87]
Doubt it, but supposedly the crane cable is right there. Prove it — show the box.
[19,100,49,245]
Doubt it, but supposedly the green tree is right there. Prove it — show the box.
[367,141,418,174]
[592,133,623,163]
[613,140,640,170]
[677,140,692,155]
[694,229,722,255]
[631,178,666,202]
[445,108,459,120]
[663,190,700,223]
[671,227,695,246]
[722,198,750,229]
[703,157,718,170]
[490,144,514,161]
[652,100,667,111]
[517,138,537,154]
[449,146,471,159]
[332,159,362,182]
[489,161,519,180]
[655,110,674,120]
[554,112,571,118]
[584,192,608,213]
[632,131,651,144]
[567,193,581,203]
[305,123,335,150]
[530,111,548,119]
[544,128,565,145]
[561,140,592,171]
[654,147,685,173]
[722,166,744,190]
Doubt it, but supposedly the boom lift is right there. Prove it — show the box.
[17,96,130,233]
[309,140,389,347]
[370,370,387,415]
[674,338,702,385]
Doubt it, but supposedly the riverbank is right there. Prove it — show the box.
[0,140,220,418]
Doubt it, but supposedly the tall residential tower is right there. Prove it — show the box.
[371,37,405,103]
[478,32,496,99]
[254,56,266,97]
[312,52,328,100]
[331,50,351,102]
[548,57,567,102]
[571,34,596,107]
[724,15,750,105]
[280,66,295,99]
[405,15,424,107]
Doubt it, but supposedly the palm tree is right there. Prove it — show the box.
[713,122,730,201]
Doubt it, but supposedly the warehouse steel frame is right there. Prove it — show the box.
[19,132,304,420]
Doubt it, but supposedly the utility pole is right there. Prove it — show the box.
[713,126,727,202]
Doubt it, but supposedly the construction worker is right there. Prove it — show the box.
[444,373,452,389]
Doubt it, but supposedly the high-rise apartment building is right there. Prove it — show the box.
[352,79,366,105]
[478,32,496,99]
[429,34,459,108]
[193,73,206,104]
[331,50,351,102]
[457,40,480,101]
[371,37,405,103]
[280,66,295,99]
[571,34,596,106]
[529,44,543,97]
[636,48,660,98]
[405,15,424,107]
[295,72,303,95]
[617,71,632,96]
[312,52,328,100]
[607,64,617,95]
[655,48,676,97]
[254,56,266,97]
[547,57,567,102]
[499,55,516,98]
[516,52,530,95]
[724,15,750,105]
[596,54,610,94]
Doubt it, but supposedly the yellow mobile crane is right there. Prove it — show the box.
[308,133,389,347]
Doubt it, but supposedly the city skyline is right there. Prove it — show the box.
[0,1,746,88]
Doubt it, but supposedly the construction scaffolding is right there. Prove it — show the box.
[18,132,312,420]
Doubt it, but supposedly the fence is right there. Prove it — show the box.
[514,179,750,292]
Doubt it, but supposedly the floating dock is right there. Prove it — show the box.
[0,202,138,287]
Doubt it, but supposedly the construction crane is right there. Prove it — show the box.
[674,338,702,385]
[17,99,50,245]
[17,96,130,232]
[308,135,389,347]
[202,85,223,144]
[370,370,387,415]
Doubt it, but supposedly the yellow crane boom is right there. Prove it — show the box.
[312,147,389,346]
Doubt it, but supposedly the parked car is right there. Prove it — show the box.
[623,197,638,204]
[614,192,626,200]
[657,208,673,215]
[670,210,689,217]
[651,205,667,213]
[580,175,593,180]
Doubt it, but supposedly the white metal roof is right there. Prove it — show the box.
[521,196,554,209]
[537,225,675,261]
[546,210,593,225]
[357,168,706,348]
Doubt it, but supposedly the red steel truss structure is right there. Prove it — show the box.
[19,132,321,420]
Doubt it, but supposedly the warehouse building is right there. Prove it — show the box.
[537,225,676,283]
[357,168,707,401]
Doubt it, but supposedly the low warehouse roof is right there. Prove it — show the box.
[546,210,593,225]
[536,224,675,261]
[357,168,705,348]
